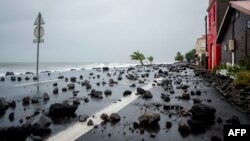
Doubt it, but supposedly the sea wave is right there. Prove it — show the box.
[0,62,137,76]
[0,62,173,76]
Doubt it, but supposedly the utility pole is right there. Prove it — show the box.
[33,12,45,81]
[205,15,208,70]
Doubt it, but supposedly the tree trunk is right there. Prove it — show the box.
[140,60,144,66]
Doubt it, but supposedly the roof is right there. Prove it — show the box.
[217,1,250,43]
[207,0,216,12]
[231,1,250,15]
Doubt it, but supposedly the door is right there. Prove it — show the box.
[247,30,250,56]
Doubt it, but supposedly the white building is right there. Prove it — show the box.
[195,35,206,66]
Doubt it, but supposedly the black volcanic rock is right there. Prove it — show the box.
[62,87,67,92]
[86,83,92,89]
[70,77,77,82]
[5,72,15,76]
[0,126,28,141]
[137,87,146,94]
[138,112,160,126]
[67,83,75,89]
[58,76,64,79]
[89,89,103,99]
[100,113,109,121]
[187,119,206,133]
[43,93,50,101]
[9,100,16,108]
[110,113,121,123]
[178,123,191,135]
[53,87,59,94]
[79,115,88,122]
[123,90,132,96]
[103,67,109,71]
[190,104,216,121]
[53,83,57,87]
[104,89,112,95]
[87,119,94,126]
[0,77,5,81]
[48,103,78,118]
[22,97,30,105]
[31,114,52,132]
[129,84,136,87]
[0,97,9,112]
[142,91,153,99]
[8,112,14,121]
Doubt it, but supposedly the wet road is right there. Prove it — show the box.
[0,66,249,141]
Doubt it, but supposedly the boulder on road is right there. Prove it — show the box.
[190,104,216,121]
[31,114,52,132]
[0,97,9,113]
[138,112,160,126]
[142,91,153,99]
[89,89,103,99]
[43,93,50,101]
[187,119,206,133]
[110,113,121,123]
[0,126,28,141]
[104,89,112,95]
[67,83,75,89]
[123,90,132,96]
[103,67,109,71]
[48,103,78,118]
[137,87,146,94]
[100,113,109,121]
[22,97,30,105]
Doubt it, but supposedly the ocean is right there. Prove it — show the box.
[0,62,174,76]
[0,62,142,76]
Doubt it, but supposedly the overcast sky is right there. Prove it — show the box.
[0,0,207,63]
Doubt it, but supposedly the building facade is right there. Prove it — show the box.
[207,0,236,69]
[217,1,250,65]
[195,35,206,66]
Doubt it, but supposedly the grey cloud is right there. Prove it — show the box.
[0,0,207,63]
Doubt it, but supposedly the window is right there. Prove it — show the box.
[213,5,216,22]
[224,44,229,51]
[235,11,240,18]
[247,21,250,29]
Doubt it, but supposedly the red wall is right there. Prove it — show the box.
[208,1,221,69]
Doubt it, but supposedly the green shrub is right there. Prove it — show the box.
[238,57,250,70]
[227,65,240,76]
[234,71,250,86]
[211,63,228,75]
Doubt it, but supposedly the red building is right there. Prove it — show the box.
[207,0,234,69]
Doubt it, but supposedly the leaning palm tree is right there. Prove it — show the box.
[147,56,154,65]
[130,51,145,66]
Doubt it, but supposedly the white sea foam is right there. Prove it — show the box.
[0,62,172,76]
[0,62,134,76]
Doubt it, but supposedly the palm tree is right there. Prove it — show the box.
[175,51,184,62]
[130,51,145,66]
[147,56,154,65]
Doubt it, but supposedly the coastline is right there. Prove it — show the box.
[0,62,173,77]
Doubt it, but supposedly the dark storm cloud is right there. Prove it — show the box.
[0,0,207,63]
